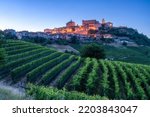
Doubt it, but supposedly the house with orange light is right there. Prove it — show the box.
[44,19,113,37]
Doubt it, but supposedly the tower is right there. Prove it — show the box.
[66,20,75,27]
[102,18,106,24]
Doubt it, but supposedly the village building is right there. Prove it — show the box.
[44,19,113,37]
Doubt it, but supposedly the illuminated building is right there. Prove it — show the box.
[101,18,113,28]
[82,20,101,30]
[66,20,76,27]
[44,19,113,37]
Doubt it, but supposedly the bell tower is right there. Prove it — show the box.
[102,18,106,24]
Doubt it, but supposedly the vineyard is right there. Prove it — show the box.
[0,40,150,100]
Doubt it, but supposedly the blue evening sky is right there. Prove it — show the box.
[0,0,149,37]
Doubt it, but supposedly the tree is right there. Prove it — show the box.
[56,39,68,45]
[80,43,106,59]
[70,36,79,44]
[0,30,4,39]
[5,32,17,39]
[106,27,150,46]
[122,41,128,46]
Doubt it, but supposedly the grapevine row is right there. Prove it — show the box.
[86,59,100,95]
[5,44,31,52]
[7,46,40,55]
[126,64,150,98]
[11,52,62,82]
[2,42,27,48]
[6,49,53,70]
[113,62,134,99]
[39,55,76,85]
[67,58,92,92]
[57,57,82,89]
[27,53,69,83]
[105,61,120,99]
[99,60,109,97]
[7,48,50,61]
[122,64,147,99]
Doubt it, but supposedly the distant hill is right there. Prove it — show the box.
[99,27,150,46]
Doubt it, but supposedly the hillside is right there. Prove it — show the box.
[0,40,150,100]
[70,43,150,65]
[99,27,150,46]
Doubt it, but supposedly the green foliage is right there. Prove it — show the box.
[0,30,4,39]
[57,57,82,89]
[113,62,134,99]
[0,39,6,66]
[67,58,92,92]
[104,45,150,65]
[56,39,68,45]
[122,41,127,46]
[7,48,48,61]
[2,40,29,47]
[27,53,68,83]
[11,51,58,82]
[122,64,148,99]
[130,65,150,98]
[86,59,100,95]
[105,61,120,99]
[1,40,150,100]
[40,55,76,85]
[7,46,38,55]
[101,37,114,43]
[69,36,79,44]
[5,45,31,52]
[6,49,51,70]
[107,27,150,46]
[81,43,106,59]
[27,84,107,100]
[4,32,17,40]
[0,48,6,66]
[21,36,50,45]
[99,60,109,97]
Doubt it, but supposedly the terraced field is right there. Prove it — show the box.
[0,40,150,100]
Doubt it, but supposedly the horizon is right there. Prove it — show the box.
[0,0,150,37]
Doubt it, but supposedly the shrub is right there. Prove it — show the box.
[81,43,106,59]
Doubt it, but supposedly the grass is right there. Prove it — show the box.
[70,43,150,65]
[104,45,150,65]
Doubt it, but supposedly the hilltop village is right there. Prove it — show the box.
[44,19,114,39]
[2,19,115,40]
[44,19,113,36]
[2,18,147,47]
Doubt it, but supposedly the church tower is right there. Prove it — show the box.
[102,18,106,24]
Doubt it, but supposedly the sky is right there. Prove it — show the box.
[0,0,150,37]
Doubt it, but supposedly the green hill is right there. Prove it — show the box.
[99,27,150,46]
[0,40,150,100]
[71,43,150,65]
